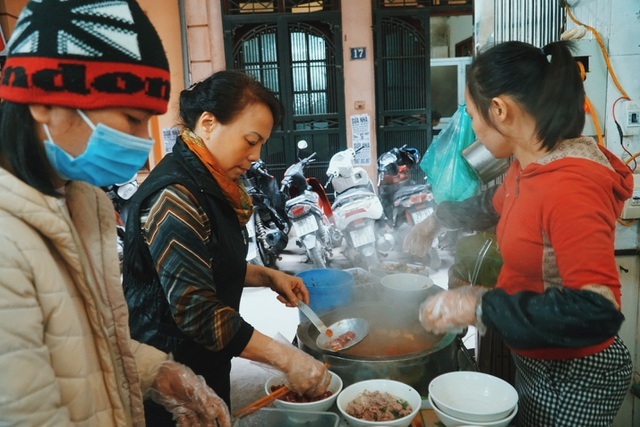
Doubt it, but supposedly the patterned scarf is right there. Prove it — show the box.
[180,128,253,227]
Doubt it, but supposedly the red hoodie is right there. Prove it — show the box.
[492,137,633,359]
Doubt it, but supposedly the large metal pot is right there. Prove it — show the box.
[296,300,459,395]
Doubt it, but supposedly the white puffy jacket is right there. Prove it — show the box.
[0,168,168,426]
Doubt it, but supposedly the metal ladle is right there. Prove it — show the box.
[297,299,369,352]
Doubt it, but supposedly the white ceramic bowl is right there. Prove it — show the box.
[264,370,342,413]
[336,379,422,427]
[429,394,518,427]
[428,372,518,423]
[380,273,434,306]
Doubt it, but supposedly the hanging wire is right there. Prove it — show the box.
[613,96,637,171]
[564,2,629,99]
[564,1,637,227]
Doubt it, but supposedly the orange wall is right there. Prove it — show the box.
[183,0,225,83]
[0,0,25,38]
[341,0,377,177]
[138,0,185,165]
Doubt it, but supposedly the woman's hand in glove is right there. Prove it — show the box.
[419,286,487,334]
[264,339,330,397]
[403,214,441,257]
[150,360,231,427]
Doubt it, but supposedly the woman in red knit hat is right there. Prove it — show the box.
[0,1,230,425]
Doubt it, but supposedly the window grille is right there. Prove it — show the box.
[223,0,339,14]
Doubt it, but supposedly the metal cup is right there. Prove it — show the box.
[461,140,510,183]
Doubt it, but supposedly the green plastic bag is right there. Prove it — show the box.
[451,232,503,288]
[420,105,479,203]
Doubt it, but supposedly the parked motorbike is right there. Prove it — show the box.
[241,160,291,267]
[280,141,337,269]
[377,145,441,269]
[326,147,390,268]
[245,213,259,264]
[102,174,139,270]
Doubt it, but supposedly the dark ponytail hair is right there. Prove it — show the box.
[0,102,60,197]
[179,70,283,131]
[467,40,585,151]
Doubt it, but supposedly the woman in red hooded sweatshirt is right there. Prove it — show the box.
[407,40,633,426]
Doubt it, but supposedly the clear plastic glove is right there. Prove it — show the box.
[403,214,441,257]
[150,360,231,427]
[263,339,330,397]
[419,286,487,335]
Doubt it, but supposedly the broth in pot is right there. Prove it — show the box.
[296,302,459,395]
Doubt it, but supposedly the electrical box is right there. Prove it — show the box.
[621,174,640,219]
[620,101,640,135]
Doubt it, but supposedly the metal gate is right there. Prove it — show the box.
[494,0,565,47]
[374,9,432,181]
[223,9,344,184]
[373,1,473,181]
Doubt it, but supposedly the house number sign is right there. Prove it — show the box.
[350,47,366,60]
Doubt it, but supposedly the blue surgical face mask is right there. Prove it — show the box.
[44,109,154,187]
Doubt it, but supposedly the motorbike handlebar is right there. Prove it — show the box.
[325,174,334,189]
[301,152,317,167]
[305,152,317,162]
[248,160,272,177]
[256,166,272,178]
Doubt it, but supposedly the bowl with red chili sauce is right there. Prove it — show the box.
[264,370,343,413]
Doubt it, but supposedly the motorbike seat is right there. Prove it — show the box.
[332,186,378,209]
[393,184,430,199]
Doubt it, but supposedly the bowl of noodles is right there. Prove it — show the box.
[264,370,342,413]
[336,379,421,426]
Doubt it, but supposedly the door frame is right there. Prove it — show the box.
[222,11,346,184]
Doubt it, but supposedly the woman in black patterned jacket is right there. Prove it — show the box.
[123,70,330,426]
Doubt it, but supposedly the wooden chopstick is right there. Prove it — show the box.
[233,366,331,419]
[233,384,290,418]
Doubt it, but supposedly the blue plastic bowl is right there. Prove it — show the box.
[296,268,354,318]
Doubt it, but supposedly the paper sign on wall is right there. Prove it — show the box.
[162,127,180,154]
[350,113,371,165]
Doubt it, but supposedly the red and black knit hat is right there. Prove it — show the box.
[0,0,170,114]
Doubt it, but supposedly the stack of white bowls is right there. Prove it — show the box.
[428,372,518,427]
